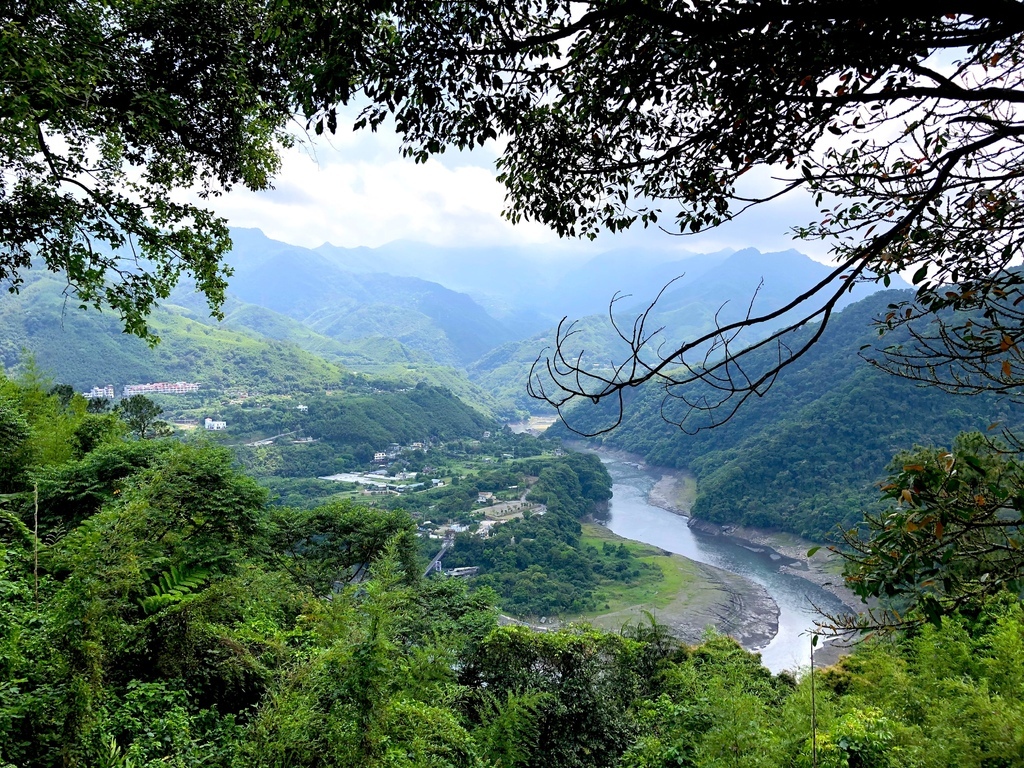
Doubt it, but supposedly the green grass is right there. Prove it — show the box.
[675,474,697,507]
[579,523,705,616]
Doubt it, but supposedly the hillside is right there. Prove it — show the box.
[469,248,905,414]
[173,294,511,418]
[0,271,352,394]
[5,370,1023,768]
[551,290,1018,539]
[222,229,516,367]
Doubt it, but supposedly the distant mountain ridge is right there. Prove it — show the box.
[215,231,908,416]
[5,229,910,425]
[221,229,515,367]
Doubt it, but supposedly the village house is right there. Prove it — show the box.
[83,385,115,399]
[124,381,200,396]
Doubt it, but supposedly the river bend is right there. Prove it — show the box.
[597,454,850,673]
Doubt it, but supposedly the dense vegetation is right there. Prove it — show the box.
[0,268,511,420]
[5,369,1024,768]
[226,382,496,473]
[442,452,645,615]
[0,272,354,394]
[8,3,1024,764]
[192,293,515,419]
[554,291,1019,540]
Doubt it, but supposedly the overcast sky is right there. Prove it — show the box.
[206,122,831,261]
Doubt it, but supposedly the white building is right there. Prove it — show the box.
[123,381,200,397]
[204,418,227,431]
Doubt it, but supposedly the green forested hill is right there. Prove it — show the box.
[172,293,513,418]
[0,272,352,393]
[552,290,1018,539]
[229,382,496,471]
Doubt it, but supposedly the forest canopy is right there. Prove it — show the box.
[7,368,1024,767]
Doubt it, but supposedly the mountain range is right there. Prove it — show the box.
[5,229,908,424]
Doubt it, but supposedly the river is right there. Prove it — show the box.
[595,453,850,674]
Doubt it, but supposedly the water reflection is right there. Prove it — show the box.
[597,455,849,674]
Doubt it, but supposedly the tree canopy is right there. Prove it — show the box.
[326,1,1024,427]
[0,0,371,339]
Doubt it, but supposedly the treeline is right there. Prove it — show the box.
[443,452,648,615]
[553,290,1018,539]
[231,382,497,474]
[4,369,1024,767]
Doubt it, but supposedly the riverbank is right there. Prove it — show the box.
[641,459,861,612]
[685,519,861,610]
[649,470,697,516]
[646,465,861,666]
[565,524,780,650]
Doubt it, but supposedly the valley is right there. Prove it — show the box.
[6,229,1024,767]
[7,12,1024,766]
[2,229,1005,655]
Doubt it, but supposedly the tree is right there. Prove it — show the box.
[46,385,75,411]
[264,501,419,593]
[0,0,376,340]
[825,433,1024,632]
[337,2,1024,432]
[0,396,31,492]
[114,395,165,439]
[85,397,111,414]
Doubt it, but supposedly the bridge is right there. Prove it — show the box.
[423,534,454,578]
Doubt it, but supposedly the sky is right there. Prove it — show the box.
[204,121,832,262]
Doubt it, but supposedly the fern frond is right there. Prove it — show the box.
[139,563,211,614]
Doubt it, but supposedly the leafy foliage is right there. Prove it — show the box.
[114,396,166,440]
[264,501,418,593]
[0,0,379,339]
[835,434,1024,630]
[5,337,1024,767]
[138,564,211,615]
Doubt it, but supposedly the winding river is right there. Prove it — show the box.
[595,453,850,674]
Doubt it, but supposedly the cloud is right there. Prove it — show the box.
[199,126,829,261]
[202,129,561,250]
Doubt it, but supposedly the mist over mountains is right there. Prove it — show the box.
[3,227,909,422]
